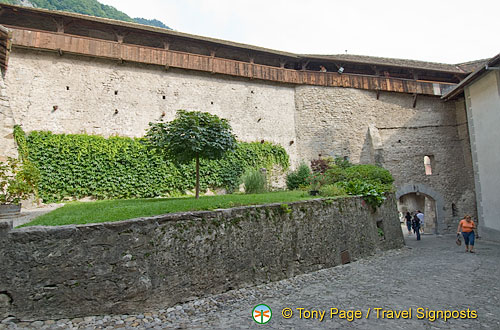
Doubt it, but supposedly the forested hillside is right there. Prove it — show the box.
[0,0,172,29]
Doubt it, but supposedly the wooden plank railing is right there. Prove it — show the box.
[9,27,455,96]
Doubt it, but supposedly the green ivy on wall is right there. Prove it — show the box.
[16,129,289,203]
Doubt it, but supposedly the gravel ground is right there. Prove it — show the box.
[12,203,64,227]
[2,229,499,329]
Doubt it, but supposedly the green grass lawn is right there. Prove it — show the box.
[21,191,317,227]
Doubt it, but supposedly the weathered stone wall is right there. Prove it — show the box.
[0,195,404,320]
[294,86,476,232]
[4,49,299,163]
[2,48,477,232]
[0,71,17,161]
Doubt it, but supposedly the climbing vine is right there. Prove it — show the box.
[14,129,289,203]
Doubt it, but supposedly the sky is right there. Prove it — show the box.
[99,0,500,64]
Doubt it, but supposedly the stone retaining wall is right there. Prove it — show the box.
[0,195,404,321]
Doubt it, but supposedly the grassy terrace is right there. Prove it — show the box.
[21,191,317,227]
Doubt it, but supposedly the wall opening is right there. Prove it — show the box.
[397,192,437,234]
[452,203,458,217]
[424,155,434,175]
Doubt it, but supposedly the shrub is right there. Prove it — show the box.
[15,128,289,203]
[306,172,328,191]
[319,184,347,197]
[0,158,39,204]
[333,156,353,169]
[241,168,267,194]
[325,166,347,184]
[310,157,333,174]
[286,163,311,190]
[338,179,387,209]
[344,164,394,184]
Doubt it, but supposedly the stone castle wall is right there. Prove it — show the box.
[4,49,299,162]
[1,48,477,232]
[0,71,17,161]
[0,195,404,320]
[294,86,476,232]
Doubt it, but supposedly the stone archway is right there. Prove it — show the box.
[396,183,445,234]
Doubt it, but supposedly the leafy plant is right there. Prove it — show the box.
[279,203,292,214]
[306,172,328,191]
[325,166,347,183]
[319,184,347,197]
[333,156,353,169]
[0,158,39,204]
[241,168,267,194]
[310,157,333,174]
[338,179,387,210]
[15,127,288,203]
[344,164,394,185]
[146,110,237,199]
[286,162,311,190]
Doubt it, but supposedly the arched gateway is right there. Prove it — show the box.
[396,184,445,235]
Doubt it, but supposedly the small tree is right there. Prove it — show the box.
[146,110,237,199]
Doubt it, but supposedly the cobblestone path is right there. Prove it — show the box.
[2,232,499,329]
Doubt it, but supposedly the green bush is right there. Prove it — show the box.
[344,164,394,184]
[325,166,347,183]
[338,179,387,209]
[16,129,289,202]
[286,163,311,190]
[319,184,347,197]
[241,168,267,194]
[333,156,353,169]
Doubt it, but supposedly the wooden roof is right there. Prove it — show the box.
[442,53,500,100]
[302,54,472,74]
[0,3,477,77]
[0,24,11,72]
[0,3,299,60]
[0,3,479,96]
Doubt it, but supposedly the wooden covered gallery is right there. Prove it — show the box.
[0,3,481,98]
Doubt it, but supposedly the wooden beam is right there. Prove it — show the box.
[7,28,456,96]
[210,50,216,74]
[371,65,380,76]
[411,70,419,80]
[301,60,309,71]
[113,30,129,43]
[412,93,418,108]
[51,18,64,33]
[249,56,254,79]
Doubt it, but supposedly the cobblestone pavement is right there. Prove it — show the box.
[2,230,499,329]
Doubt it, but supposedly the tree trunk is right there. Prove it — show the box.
[195,155,200,199]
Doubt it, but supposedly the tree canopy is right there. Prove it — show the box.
[146,110,237,198]
[1,0,171,29]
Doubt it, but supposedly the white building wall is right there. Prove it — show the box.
[465,70,500,238]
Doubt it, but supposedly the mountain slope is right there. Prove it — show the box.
[0,0,172,29]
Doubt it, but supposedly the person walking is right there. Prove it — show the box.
[416,210,424,234]
[457,215,476,253]
[412,213,421,240]
[405,212,412,234]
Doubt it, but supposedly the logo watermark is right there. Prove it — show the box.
[252,304,272,324]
